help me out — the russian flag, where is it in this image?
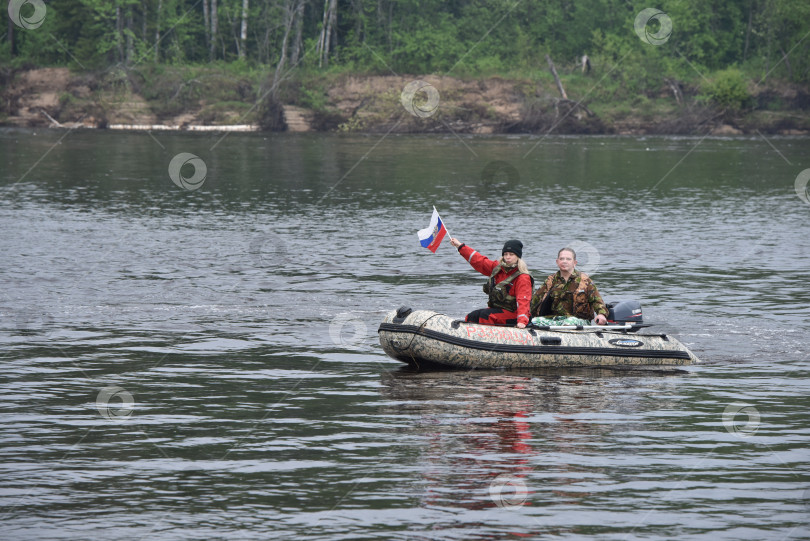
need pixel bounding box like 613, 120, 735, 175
417, 207, 448, 253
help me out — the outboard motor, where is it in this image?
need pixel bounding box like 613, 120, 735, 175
607, 300, 643, 324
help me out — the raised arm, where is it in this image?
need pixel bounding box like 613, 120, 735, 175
449, 238, 498, 277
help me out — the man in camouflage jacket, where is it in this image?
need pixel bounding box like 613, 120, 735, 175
530, 247, 609, 325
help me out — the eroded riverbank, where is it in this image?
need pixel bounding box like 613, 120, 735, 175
2, 67, 809, 135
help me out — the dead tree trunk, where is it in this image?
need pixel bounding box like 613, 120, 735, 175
209, 0, 218, 61
239, 0, 249, 60
664, 77, 683, 105
581, 54, 591, 74
317, 0, 338, 67
202, 0, 210, 50
546, 54, 568, 99
780, 47, 793, 80
142, 0, 148, 42
116, 5, 124, 64
8, 16, 15, 58
125, 8, 134, 65
743, 3, 753, 62
290, 1, 304, 65
274, 0, 301, 87
154, 0, 162, 62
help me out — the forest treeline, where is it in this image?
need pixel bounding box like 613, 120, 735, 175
4, 0, 810, 85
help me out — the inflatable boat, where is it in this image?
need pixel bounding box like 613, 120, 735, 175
378, 305, 700, 369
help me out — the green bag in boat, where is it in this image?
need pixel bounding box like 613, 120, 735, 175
531, 315, 591, 326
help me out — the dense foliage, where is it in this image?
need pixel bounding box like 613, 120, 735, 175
3, 0, 809, 88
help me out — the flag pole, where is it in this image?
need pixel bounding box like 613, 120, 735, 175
434, 205, 452, 240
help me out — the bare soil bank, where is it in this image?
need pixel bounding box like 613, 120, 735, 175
2, 67, 808, 135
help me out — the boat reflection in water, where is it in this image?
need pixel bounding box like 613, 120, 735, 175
379, 366, 688, 536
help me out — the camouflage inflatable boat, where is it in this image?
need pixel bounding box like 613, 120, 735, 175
378, 307, 700, 369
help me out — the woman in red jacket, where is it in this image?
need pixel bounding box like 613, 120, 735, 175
449, 238, 533, 328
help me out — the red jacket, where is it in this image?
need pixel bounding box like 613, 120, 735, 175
458, 245, 533, 325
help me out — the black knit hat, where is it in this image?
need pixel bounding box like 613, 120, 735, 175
502, 239, 523, 259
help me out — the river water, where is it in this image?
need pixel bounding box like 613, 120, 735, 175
1, 129, 809, 540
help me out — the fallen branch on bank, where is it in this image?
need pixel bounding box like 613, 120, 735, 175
40, 109, 62, 127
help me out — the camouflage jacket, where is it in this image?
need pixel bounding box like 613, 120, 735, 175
529, 269, 608, 320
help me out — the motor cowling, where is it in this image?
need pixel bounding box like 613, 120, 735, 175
606, 300, 643, 323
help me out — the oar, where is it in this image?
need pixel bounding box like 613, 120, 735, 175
529, 323, 651, 331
